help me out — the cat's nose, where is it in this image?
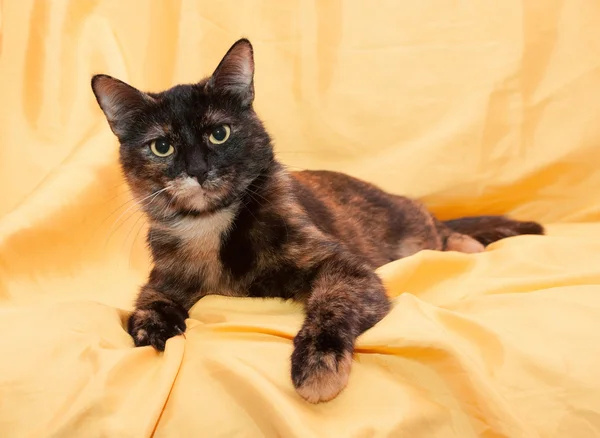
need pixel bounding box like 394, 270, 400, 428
190, 170, 208, 184
187, 161, 208, 184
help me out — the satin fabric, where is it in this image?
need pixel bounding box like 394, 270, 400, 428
1, 1, 600, 437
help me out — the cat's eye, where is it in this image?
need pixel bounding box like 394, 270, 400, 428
150, 139, 174, 157
208, 125, 231, 145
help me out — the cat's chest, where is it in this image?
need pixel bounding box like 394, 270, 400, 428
164, 208, 236, 292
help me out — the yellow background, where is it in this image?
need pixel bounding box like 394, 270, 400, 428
1, 1, 600, 436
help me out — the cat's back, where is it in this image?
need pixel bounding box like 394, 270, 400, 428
290, 170, 425, 266
291, 170, 400, 217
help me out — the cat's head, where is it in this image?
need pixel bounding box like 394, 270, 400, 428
91, 39, 273, 220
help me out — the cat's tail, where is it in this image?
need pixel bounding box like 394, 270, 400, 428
443, 215, 544, 246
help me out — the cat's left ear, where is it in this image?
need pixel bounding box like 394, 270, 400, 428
205, 39, 255, 107
91, 74, 154, 138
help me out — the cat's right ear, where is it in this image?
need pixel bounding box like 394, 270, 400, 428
91, 75, 153, 138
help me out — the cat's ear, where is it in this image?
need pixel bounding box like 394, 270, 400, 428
91, 74, 154, 138
205, 39, 255, 106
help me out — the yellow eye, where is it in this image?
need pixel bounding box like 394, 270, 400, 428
209, 125, 231, 145
150, 139, 174, 157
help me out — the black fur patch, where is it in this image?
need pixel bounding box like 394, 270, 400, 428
220, 170, 272, 279
248, 262, 320, 300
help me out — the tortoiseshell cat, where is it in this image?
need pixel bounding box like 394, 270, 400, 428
91, 39, 543, 403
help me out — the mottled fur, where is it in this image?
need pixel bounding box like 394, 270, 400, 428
92, 39, 544, 403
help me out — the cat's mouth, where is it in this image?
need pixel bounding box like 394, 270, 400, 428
165, 175, 233, 214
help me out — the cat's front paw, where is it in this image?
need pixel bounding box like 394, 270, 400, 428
127, 302, 188, 351
291, 328, 353, 403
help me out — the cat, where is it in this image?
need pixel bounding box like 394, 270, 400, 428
91, 39, 544, 403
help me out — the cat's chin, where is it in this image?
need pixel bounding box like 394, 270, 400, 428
167, 188, 239, 218
164, 176, 229, 214
169, 191, 225, 216
179, 190, 212, 211
169, 195, 238, 219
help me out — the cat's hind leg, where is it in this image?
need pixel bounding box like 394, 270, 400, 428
394, 199, 444, 258
444, 232, 485, 253
392, 199, 484, 257
434, 218, 485, 254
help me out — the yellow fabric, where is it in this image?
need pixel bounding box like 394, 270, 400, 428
1, 1, 600, 436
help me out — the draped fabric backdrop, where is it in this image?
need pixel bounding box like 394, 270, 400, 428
1, 1, 600, 437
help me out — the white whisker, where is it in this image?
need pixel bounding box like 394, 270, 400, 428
110, 187, 169, 231
104, 186, 170, 249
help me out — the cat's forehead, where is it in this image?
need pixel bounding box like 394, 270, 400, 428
153, 82, 233, 127
155, 83, 205, 110
160, 82, 204, 99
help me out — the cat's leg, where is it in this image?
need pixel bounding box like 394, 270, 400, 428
433, 218, 485, 253
127, 270, 194, 351
292, 252, 391, 403
394, 206, 484, 257
388, 197, 448, 258
444, 232, 485, 253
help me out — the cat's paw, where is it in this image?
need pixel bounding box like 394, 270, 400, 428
291, 329, 353, 403
127, 302, 188, 351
